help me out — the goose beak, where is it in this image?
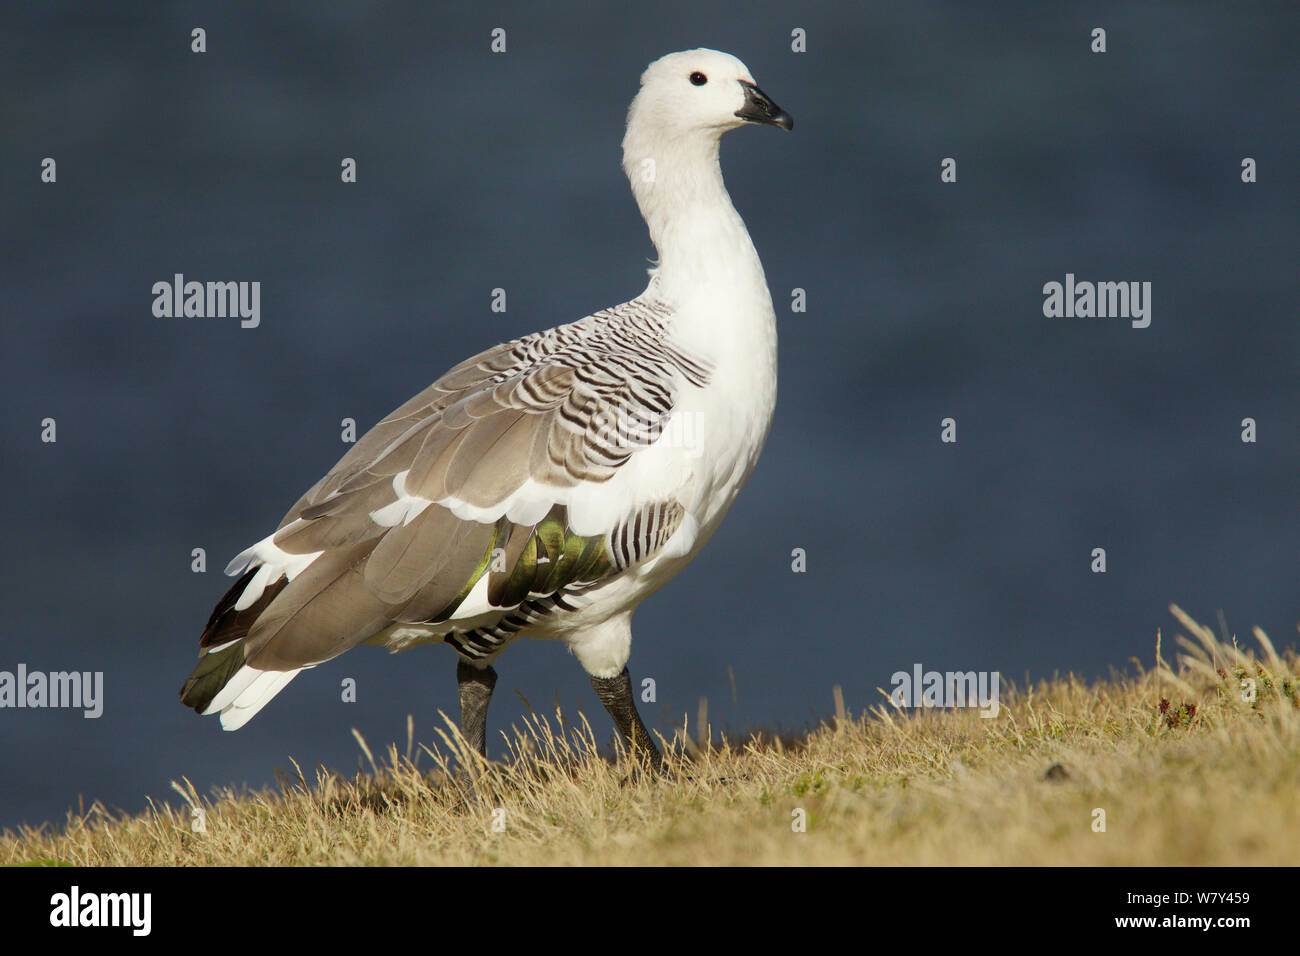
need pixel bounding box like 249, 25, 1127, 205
736, 81, 793, 131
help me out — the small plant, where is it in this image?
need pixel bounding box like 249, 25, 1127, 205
1157, 697, 1197, 729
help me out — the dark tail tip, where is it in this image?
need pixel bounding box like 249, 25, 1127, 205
180, 641, 246, 713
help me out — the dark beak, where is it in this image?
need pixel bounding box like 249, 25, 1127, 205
735, 81, 793, 131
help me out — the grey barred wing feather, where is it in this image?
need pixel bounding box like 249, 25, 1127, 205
208, 303, 710, 676
272, 337, 523, 532
278, 303, 710, 531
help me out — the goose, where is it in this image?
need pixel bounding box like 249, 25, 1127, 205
180, 49, 793, 769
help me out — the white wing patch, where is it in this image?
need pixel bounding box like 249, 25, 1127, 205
368, 471, 435, 528
225, 531, 323, 611
436, 430, 696, 537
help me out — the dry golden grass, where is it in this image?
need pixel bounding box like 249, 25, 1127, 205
5, 606, 1297, 866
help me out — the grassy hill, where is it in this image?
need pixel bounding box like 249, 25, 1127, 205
4, 606, 1297, 866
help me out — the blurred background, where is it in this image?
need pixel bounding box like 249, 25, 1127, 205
1, 1, 1296, 831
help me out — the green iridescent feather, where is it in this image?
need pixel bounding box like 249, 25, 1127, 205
179, 641, 246, 713
425, 518, 508, 623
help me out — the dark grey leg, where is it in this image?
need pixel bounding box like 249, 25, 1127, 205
457, 661, 497, 758
590, 667, 663, 769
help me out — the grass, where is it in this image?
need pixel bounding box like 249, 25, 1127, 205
4, 605, 1297, 866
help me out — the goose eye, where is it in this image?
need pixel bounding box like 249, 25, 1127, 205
689, 72, 707, 86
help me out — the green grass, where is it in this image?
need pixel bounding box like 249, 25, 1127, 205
4, 606, 1297, 866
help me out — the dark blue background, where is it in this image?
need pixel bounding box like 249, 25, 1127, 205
2, 1, 1296, 831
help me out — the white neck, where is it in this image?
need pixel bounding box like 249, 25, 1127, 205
622, 126, 768, 302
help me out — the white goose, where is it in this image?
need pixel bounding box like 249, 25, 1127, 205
181, 49, 793, 767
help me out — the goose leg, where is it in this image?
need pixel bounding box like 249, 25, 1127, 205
590, 667, 663, 769
457, 661, 497, 758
